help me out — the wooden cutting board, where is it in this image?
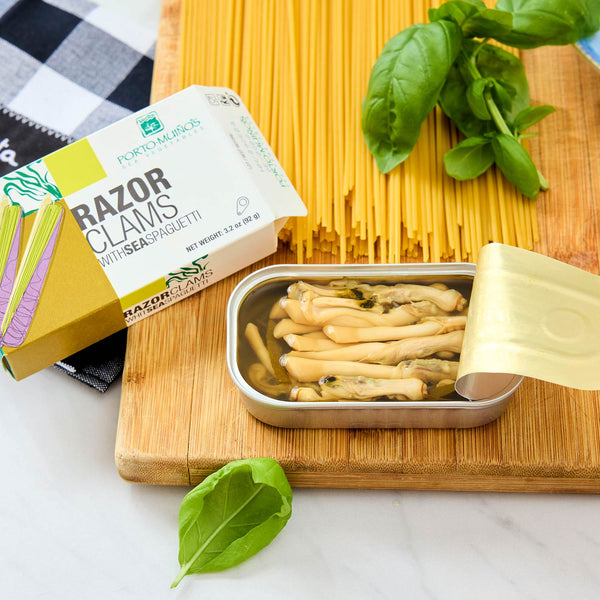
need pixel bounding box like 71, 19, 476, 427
115, 0, 600, 492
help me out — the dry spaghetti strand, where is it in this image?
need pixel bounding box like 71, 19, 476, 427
178, 0, 539, 263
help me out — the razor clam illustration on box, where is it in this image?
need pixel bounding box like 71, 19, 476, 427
0, 160, 64, 348
0, 197, 22, 326
2, 160, 62, 210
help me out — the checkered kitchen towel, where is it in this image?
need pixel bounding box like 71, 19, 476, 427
0, 0, 156, 391
0, 0, 154, 137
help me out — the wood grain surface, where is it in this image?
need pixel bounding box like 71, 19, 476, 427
115, 0, 600, 491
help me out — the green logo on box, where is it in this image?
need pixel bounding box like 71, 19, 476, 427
136, 112, 164, 137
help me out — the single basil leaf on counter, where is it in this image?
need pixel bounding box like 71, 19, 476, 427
513, 105, 556, 133
444, 136, 494, 180
493, 0, 600, 49
361, 20, 463, 173
439, 40, 529, 137
171, 457, 293, 588
429, 0, 513, 39
466, 78, 493, 120
491, 133, 541, 199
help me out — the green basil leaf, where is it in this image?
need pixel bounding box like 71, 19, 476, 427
429, 0, 513, 38
491, 133, 541, 198
466, 78, 493, 120
462, 8, 513, 38
439, 62, 490, 137
439, 41, 528, 136
444, 136, 495, 180
472, 42, 529, 123
428, 0, 486, 27
490, 78, 514, 115
171, 458, 292, 588
494, 0, 600, 49
513, 105, 556, 132
362, 20, 463, 173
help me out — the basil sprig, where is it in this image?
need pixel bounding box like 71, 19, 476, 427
171, 458, 292, 588
362, 0, 600, 199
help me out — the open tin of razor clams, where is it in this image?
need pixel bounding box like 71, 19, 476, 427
226, 262, 522, 429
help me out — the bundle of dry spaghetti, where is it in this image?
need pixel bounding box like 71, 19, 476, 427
178, 0, 538, 263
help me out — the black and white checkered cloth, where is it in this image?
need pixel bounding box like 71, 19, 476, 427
0, 0, 154, 138
0, 0, 157, 390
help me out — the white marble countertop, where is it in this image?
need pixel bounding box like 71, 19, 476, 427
2, 1, 600, 598
2, 368, 600, 599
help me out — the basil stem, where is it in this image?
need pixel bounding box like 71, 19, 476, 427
482, 88, 512, 136
462, 45, 548, 193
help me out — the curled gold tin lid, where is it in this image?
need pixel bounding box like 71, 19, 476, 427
457, 243, 600, 400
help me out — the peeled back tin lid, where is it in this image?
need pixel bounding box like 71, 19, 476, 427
456, 243, 600, 400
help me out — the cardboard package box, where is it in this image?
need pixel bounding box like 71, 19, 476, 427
0, 86, 306, 380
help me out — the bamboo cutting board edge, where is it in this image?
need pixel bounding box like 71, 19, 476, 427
115, 0, 600, 492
